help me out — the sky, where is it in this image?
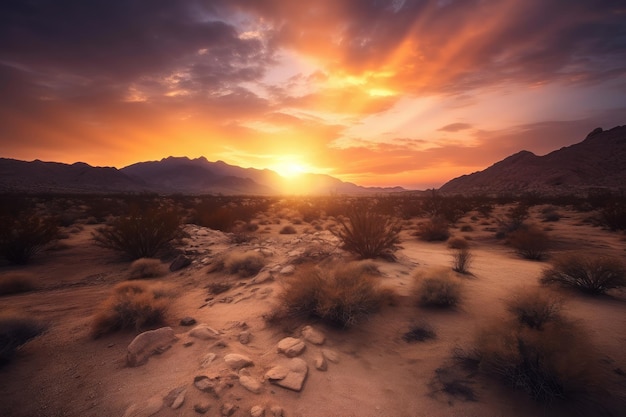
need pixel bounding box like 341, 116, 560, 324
0, 0, 625, 189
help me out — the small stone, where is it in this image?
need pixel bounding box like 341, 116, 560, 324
180, 317, 197, 326
322, 348, 339, 363
163, 386, 186, 409
224, 353, 253, 370
190, 324, 221, 340
194, 376, 218, 396
301, 325, 325, 345
200, 353, 217, 368
183, 341, 194, 347
279, 265, 295, 275
239, 373, 263, 394
170, 254, 192, 271
270, 405, 284, 417
250, 405, 265, 417
221, 402, 238, 416
239, 331, 251, 345
194, 402, 211, 414
314, 355, 327, 371
126, 327, 177, 367
267, 358, 308, 392
277, 337, 306, 357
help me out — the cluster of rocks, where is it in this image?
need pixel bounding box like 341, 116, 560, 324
123, 324, 339, 417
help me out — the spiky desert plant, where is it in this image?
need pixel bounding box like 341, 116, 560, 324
331, 200, 401, 259
541, 253, 626, 294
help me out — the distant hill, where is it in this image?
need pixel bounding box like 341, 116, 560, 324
0, 156, 407, 195
439, 125, 626, 195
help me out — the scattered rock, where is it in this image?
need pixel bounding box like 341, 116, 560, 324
163, 386, 186, 409
126, 327, 177, 367
270, 405, 284, 417
322, 348, 340, 363
301, 325, 325, 345
314, 355, 327, 371
279, 265, 295, 275
250, 405, 265, 417
264, 365, 289, 381
180, 317, 197, 326
221, 402, 238, 416
239, 373, 263, 394
239, 331, 252, 345
170, 254, 192, 272
247, 271, 274, 286
122, 395, 163, 417
224, 353, 254, 370
194, 376, 219, 397
190, 324, 221, 340
183, 341, 194, 347
194, 402, 211, 414
266, 358, 308, 392
277, 337, 306, 357
200, 353, 217, 368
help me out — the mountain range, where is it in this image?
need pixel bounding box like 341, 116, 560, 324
439, 125, 626, 195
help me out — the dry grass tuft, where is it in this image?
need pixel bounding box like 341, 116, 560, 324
128, 258, 166, 280
541, 253, 626, 294
505, 287, 563, 330
447, 237, 469, 249
224, 251, 265, 277
451, 248, 473, 274
0, 273, 37, 295
414, 267, 463, 308
0, 312, 46, 365
91, 281, 173, 338
403, 322, 436, 342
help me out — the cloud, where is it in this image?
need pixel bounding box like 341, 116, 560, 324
438, 123, 473, 132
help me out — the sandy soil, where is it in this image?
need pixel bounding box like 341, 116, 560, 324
1, 204, 625, 417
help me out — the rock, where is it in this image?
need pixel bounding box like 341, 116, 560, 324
239, 373, 263, 394
322, 348, 340, 363
200, 353, 217, 368
266, 358, 308, 392
180, 317, 197, 326
279, 265, 295, 275
301, 325, 325, 345
247, 271, 274, 286
239, 331, 251, 345
194, 376, 219, 397
270, 405, 284, 417
224, 353, 253, 370
221, 402, 238, 416
122, 395, 163, 417
264, 365, 289, 381
190, 324, 221, 340
314, 355, 327, 371
126, 327, 177, 367
170, 255, 192, 271
163, 386, 186, 409
250, 405, 265, 417
277, 337, 306, 357
194, 402, 211, 414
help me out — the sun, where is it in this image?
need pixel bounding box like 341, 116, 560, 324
272, 161, 308, 179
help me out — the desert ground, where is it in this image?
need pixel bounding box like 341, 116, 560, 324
1, 196, 625, 417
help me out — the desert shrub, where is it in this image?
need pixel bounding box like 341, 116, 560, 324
0, 273, 36, 295
275, 262, 394, 327
92, 207, 180, 259
598, 202, 626, 231
207, 281, 232, 295
414, 267, 463, 308
541, 253, 626, 294
0, 212, 59, 264
128, 258, 166, 280
505, 288, 563, 330
451, 249, 473, 274
541, 206, 561, 222
447, 237, 469, 250
331, 201, 401, 259
470, 318, 597, 403
403, 322, 436, 342
91, 281, 172, 338
279, 225, 297, 234
224, 251, 265, 277
418, 216, 450, 242
495, 203, 529, 238
507, 226, 550, 260
460, 224, 474, 232
0, 313, 46, 365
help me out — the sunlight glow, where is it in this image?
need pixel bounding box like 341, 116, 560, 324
271, 161, 309, 178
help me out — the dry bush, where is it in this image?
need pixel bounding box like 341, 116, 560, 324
331, 201, 401, 260
541, 253, 626, 294
505, 287, 563, 330
93, 207, 180, 259
403, 322, 436, 342
0, 273, 36, 295
224, 251, 265, 277
447, 237, 469, 249
128, 258, 166, 279
279, 225, 297, 234
507, 225, 550, 260
0, 312, 46, 365
207, 281, 233, 295
0, 212, 59, 264
414, 267, 463, 308
91, 281, 173, 338
418, 216, 450, 242
275, 262, 394, 327
460, 224, 474, 232
541, 206, 561, 222
451, 249, 473, 274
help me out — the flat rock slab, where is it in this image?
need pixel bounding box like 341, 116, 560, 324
301, 325, 325, 345
126, 327, 177, 367
224, 353, 254, 370
265, 358, 308, 392
189, 324, 220, 340
277, 337, 306, 357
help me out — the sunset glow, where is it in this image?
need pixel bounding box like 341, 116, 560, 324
0, 0, 624, 189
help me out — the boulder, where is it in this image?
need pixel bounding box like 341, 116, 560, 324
277, 337, 306, 357
301, 325, 325, 345
189, 324, 220, 340
265, 358, 308, 392
224, 353, 253, 370
126, 327, 177, 367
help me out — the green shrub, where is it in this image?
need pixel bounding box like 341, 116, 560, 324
92, 207, 180, 259
331, 201, 401, 259
414, 267, 463, 308
91, 281, 173, 338
0, 313, 46, 365
0, 212, 58, 264
541, 253, 626, 294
